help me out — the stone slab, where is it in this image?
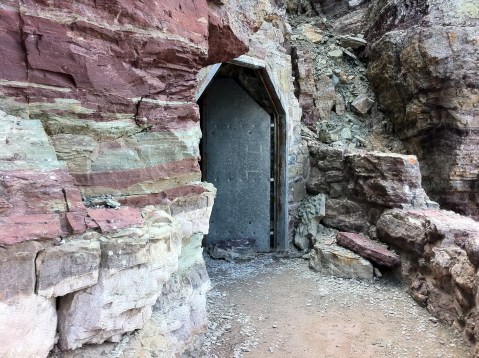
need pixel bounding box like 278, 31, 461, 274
87, 207, 143, 233
336, 232, 401, 267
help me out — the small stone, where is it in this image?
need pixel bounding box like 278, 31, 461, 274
302, 25, 324, 44
328, 49, 343, 58
354, 135, 367, 144
340, 128, 352, 140
338, 35, 368, 49
429, 317, 438, 323
351, 95, 375, 115
343, 49, 358, 60
105, 199, 121, 208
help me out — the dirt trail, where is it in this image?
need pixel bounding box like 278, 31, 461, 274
198, 256, 470, 358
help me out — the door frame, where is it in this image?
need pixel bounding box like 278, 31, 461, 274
196, 56, 288, 251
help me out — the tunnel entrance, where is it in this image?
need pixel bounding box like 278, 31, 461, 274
197, 59, 287, 252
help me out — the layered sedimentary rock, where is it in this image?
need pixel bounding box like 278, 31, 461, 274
376, 208, 479, 355
306, 143, 430, 234
1, 201, 214, 357
366, 0, 479, 217
299, 142, 430, 279
0, 0, 302, 356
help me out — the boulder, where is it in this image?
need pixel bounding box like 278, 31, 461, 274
351, 95, 374, 115
346, 151, 428, 207
336, 232, 400, 267
338, 35, 367, 49
309, 241, 374, 280
309, 144, 346, 172
376, 209, 435, 255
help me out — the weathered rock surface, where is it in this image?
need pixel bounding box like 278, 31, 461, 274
0, 295, 57, 358
376, 209, 437, 256
346, 151, 428, 208
129, 234, 211, 356
302, 144, 431, 240
0, 112, 84, 244
323, 198, 369, 233
310, 240, 374, 280
36, 240, 101, 298
58, 209, 181, 350
51, 234, 212, 358
376, 208, 479, 354
0, 241, 45, 300
336, 232, 400, 267
366, 0, 479, 217
294, 194, 326, 250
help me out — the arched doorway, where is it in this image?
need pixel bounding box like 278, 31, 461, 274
197, 58, 287, 252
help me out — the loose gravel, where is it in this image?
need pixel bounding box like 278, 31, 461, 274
194, 255, 471, 358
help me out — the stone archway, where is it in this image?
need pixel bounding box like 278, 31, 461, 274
197, 57, 288, 252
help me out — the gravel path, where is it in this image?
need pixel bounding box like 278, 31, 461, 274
197, 255, 471, 358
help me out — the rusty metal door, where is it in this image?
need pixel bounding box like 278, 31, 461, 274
203, 78, 271, 252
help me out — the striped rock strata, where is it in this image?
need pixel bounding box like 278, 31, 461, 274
0, 0, 303, 356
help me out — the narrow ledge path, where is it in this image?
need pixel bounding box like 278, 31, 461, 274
198, 256, 470, 358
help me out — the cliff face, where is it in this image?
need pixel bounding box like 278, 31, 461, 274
0, 0, 247, 223
366, 0, 479, 217
0, 1, 303, 356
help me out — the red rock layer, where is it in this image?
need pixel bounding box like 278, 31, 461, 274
0, 0, 252, 244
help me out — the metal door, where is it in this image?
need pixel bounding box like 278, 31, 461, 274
203, 78, 271, 252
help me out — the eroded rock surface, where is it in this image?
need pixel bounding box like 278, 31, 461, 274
366, 0, 479, 217
0, 295, 57, 358
376, 208, 479, 355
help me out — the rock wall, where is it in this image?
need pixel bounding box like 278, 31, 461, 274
0, 0, 303, 356
365, 0, 479, 217
301, 137, 479, 353
376, 208, 479, 355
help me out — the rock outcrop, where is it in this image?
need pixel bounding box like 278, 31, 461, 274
366, 0, 479, 218
376, 208, 479, 355
301, 143, 429, 280
307, 144, 431, 232
0, 0, 303, 356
